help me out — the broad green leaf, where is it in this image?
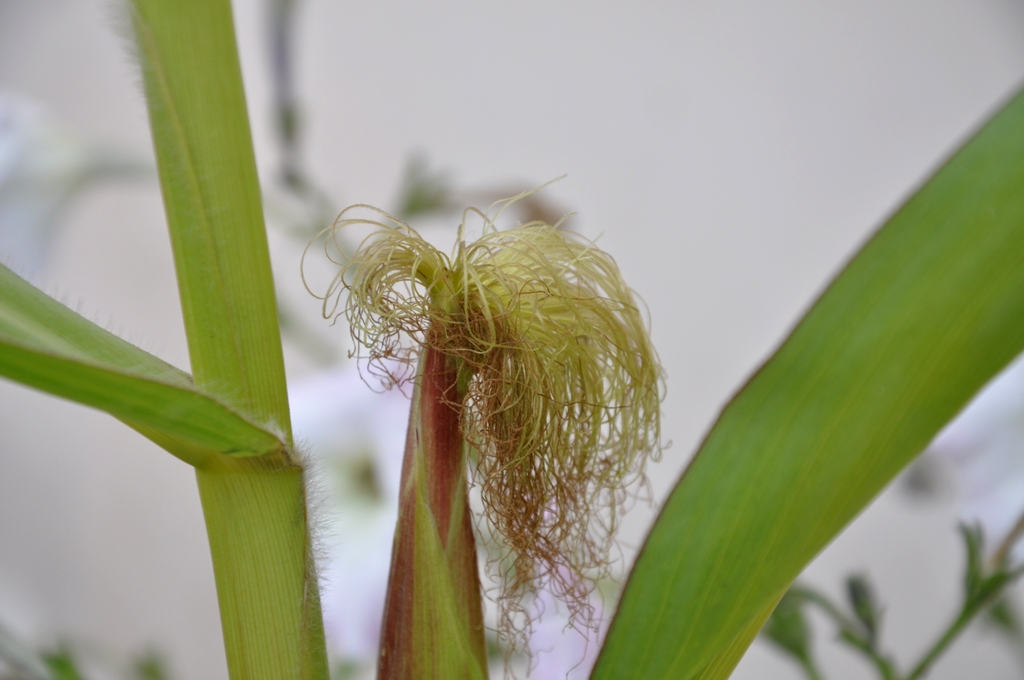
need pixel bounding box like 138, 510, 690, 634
594, 87, 1024, 678
130, 0, 291, 438
693, 595, 783, 680
0, 263, 285, 464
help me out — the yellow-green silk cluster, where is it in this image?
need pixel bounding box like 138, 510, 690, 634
317, 202, 663, 642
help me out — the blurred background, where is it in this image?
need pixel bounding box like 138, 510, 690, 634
2, 0, 1024, 678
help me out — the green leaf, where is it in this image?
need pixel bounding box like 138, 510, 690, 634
394, 154, 452, 220
130, 0, 291, 438
0, 264, 285, 464
404, 483, 488, 680
985, 597, 1021, 636
594, 86, 1024, 679
133, 651, 171, 680
961, 523, 986, 601
43, 647, 86, 680
693, 595, 783, 680
846, 575, 880, 647
761, 590, 813, 663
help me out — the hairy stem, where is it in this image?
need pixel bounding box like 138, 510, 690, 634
196, 455, 327, 680
130, 1, 329, 677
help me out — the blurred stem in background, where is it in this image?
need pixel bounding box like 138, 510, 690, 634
763, 524, 1024, 680
267, 0, 334, 239
0, 91, 151, 277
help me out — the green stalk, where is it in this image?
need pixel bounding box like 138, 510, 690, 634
130, 0, 288, 421
129, 1, 327, 678
197, 456, 327, 680
903, 609, 972, 680
378, 344, 487, 679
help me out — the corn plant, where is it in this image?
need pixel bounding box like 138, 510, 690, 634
1, 2, 1024, 679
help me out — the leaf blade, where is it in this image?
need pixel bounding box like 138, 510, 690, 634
594, 87, 1024, 678
0, 263, 284, 463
